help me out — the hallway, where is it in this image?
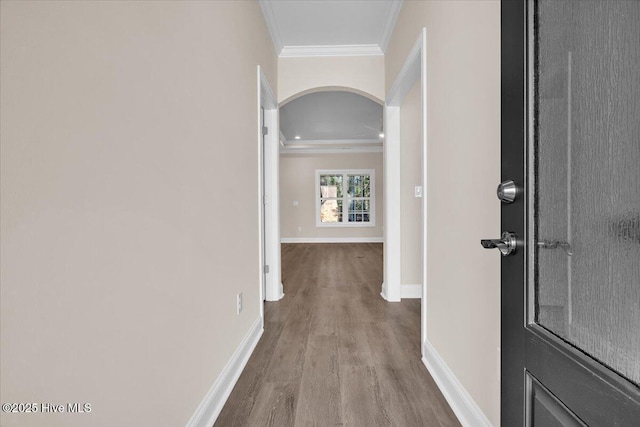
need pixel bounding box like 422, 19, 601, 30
215, 243, 460, 426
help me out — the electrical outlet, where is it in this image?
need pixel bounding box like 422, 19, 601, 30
298, 226, 302, 232
237, 292, 243, 314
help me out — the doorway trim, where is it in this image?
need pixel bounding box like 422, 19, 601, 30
258, 66, 284, 321
382, 28, 427, 342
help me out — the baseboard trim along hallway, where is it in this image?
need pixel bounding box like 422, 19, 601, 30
186, 317, 263, 427
401, 284, 422, 299
422, 340, 493, 427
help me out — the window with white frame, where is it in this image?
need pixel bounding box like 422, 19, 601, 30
316, 169, 375, 227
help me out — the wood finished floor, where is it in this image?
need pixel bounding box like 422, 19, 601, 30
215, 243, 460, 427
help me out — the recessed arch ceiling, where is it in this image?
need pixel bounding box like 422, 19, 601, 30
279, 91, 383, 153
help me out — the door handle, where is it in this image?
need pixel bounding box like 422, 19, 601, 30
481, 231, 517, 256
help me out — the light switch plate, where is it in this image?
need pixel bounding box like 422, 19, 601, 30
414, 186, 423, 198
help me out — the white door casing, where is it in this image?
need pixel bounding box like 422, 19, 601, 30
258, 66, 284, 318
383, 29, 427, 347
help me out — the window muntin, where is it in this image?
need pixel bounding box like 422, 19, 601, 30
316, 170, 375, 227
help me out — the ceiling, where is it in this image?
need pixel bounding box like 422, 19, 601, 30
280, 91, 383, 154
259, 0, 403, 56
260, 1, 399, 154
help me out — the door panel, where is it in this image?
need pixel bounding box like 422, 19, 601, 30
527, 372, 585, 427
525, 326, 640, 426
534, 0, 640, 387
501, 0, 640, 425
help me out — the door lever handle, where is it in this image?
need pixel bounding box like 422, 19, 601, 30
481, 231, 517, 256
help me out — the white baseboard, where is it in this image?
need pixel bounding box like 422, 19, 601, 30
401, 284, 422, 299
380, 282, 389, 301
422, 340, 493, 427
266, 282, 285, 302
186, 317, 263, 427
281, 237, 383, 243
380, 281, 401, 302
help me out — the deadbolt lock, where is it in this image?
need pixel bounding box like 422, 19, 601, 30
497, 180, 517, 204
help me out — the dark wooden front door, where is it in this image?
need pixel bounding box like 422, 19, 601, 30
500, 1, 640, 425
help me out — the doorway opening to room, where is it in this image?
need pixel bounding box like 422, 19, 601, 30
278, 89, 384, 245
276, 87, 387, 341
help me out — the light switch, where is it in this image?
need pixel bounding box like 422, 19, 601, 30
414, 186, 423, 198
293, 200, 299, 206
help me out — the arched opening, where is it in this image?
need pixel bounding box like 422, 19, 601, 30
280, 90, 383, 155
278, 88, 385, 300
279, 86, 384, 107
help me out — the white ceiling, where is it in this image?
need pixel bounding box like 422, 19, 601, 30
259, 0, 403, 56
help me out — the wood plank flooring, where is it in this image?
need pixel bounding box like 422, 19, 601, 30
214, 243, 460, 427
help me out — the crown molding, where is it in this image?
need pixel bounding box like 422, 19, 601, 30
379, 0, 404, 53
258, 0, 284, 55
283, 139, 382, 146
281, 146, 383, 155
279, 44, 383, 58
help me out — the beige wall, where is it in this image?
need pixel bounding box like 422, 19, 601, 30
386, 1, 501, 425
400, 81, 423, 286
0, 2, 276, 427
280, 153, 383, 240
278, 55, 385, 103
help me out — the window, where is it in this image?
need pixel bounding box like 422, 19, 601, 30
316, 169, 375, 227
